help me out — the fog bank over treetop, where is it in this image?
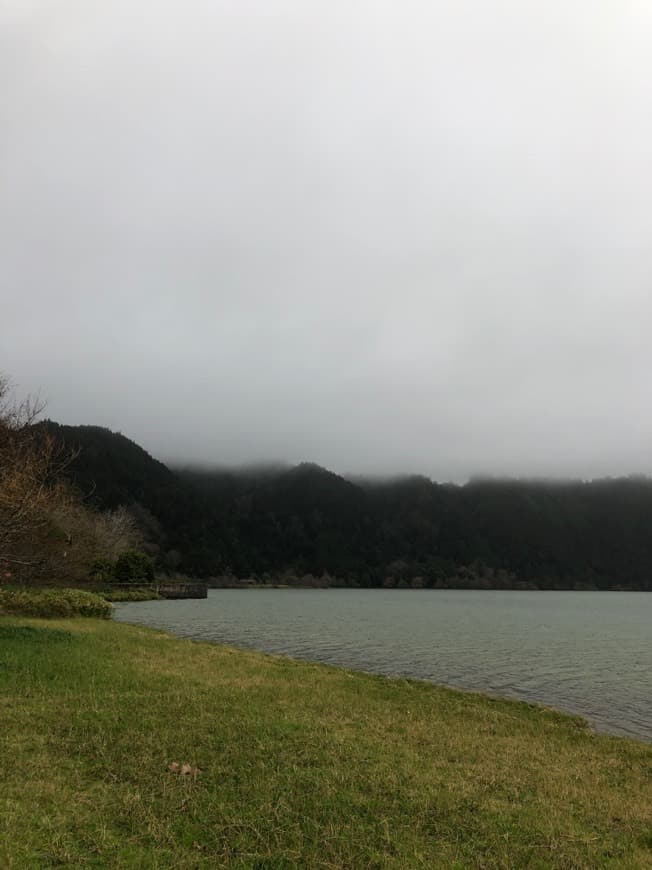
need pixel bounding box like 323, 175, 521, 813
3, 2, 652, 481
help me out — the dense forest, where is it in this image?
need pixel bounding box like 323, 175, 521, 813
42, 421, 652, 590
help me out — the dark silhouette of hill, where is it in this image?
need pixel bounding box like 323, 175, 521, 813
43, 422, 175, 507
43, 422, 652, 589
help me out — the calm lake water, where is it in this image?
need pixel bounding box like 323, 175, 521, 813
114, 589, 652, 742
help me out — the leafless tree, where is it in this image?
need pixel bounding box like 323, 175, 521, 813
0, 374, 76, 575
94, 506, 141, 560
1, 373, 148, 584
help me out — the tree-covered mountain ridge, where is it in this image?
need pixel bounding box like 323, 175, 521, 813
45, 421, 652, 590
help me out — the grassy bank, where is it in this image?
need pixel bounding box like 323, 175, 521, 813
98, 588, 162, 602
0, 619, 650, 868
0, 587, 112, 618
0, 586, 160, 616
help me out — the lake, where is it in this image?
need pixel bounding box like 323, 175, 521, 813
114, 589, 652, 742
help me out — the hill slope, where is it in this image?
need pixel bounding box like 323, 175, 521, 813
44, 422, 652, 589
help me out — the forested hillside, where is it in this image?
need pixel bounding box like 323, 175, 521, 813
45, 422, 652, 590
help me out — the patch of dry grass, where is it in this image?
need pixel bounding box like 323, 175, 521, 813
0, 617, 650, 867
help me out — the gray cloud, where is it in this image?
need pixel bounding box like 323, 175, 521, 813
2, 1, 652, 480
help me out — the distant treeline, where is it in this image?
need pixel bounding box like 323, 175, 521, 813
44, 422, 652, 590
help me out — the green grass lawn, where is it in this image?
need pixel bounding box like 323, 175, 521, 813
0, 617, 650, 868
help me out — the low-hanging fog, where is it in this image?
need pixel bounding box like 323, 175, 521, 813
2, 1, 652, 481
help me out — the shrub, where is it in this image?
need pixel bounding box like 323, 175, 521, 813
113, 550, 155, 584
99, 588, 161, 602
89, 558, 116, 584
0, 587, 113, 618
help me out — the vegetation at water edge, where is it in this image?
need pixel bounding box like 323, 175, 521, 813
0, 587, 112, 618
98, 587, 162, 602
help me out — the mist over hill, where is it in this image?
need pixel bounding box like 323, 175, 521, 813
44, 421, 652, 590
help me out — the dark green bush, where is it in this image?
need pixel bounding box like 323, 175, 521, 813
113, 550, 155, 584
89, 558, 116, 584
0, 588, 113, 619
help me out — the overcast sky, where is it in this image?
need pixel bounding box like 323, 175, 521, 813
2, 1, 652, 480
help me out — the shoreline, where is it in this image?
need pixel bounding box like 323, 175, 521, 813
2, 615, 651, 867
115, 608, 648, 745
209, 583, 652, 591
114, 588, 652, 745
157, 622, 652, 741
